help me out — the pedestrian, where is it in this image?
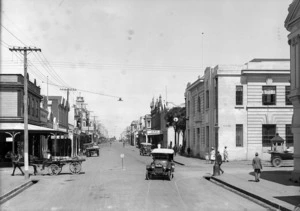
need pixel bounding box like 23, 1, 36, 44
216, 151, 224, 174
11, 152, 24, 176
223, 146, 229, 162
187, 147, 191, 156
252, 152, 263, 182
178, 144, 182, 155
42, 150, 52, 171
173, 144, 178, 156
210, 147, 215, 164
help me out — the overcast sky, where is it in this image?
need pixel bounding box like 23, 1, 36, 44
0, 0, 292, 138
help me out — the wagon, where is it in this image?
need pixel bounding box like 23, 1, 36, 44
31, 157, 86, 175
268, 133, 294, 167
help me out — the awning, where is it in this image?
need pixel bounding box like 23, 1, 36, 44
146, 130, 162, 136
0, 123, 67, 135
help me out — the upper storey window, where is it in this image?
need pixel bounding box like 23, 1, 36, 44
262, 86, 276, 105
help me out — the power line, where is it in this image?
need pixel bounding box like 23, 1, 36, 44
1, 24, 27, 46
43, 81, 122, 100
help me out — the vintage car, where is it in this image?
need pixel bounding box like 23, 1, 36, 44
146, 148, 175, 180
140, 143, 152, 156
84, 143, 100, 157
268, 134, 293, 167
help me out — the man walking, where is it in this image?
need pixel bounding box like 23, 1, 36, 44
216, 151, 224, 174
252, 152, 263, 182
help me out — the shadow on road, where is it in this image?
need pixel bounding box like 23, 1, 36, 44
249, 171, 298, 186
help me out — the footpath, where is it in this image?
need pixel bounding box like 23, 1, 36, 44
174, 154, 300, 211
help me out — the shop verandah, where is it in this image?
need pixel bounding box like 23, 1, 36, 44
0, 123, 70, 166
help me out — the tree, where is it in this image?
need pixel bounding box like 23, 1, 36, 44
164, 107, 186, 149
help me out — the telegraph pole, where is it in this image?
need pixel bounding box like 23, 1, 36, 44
9, 47, 41, 179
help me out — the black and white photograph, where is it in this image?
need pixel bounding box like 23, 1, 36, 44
0, 0, 300, 210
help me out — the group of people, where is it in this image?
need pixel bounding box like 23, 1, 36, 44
209, 146, 263, 182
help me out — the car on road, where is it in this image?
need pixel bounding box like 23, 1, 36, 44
146, 148, 175, 180
84, 143, 100, 157
140, 143, 152, 156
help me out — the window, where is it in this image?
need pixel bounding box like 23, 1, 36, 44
197, 96, 201, 112
206, 90, 209, 109
285, 86, 292, 105
262, 86, 276, 105
285, 124, 294, 146
147, 120, 151, 128
197, 128, 200, 143
262, 124, 276, 147
236, 86, 243, 105
236, 124, 243, 147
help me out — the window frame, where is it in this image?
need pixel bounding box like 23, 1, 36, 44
236, 124, 243, 147
285, 86, 292, 105
262, 86, 276, 105
262, 124, 276, 147
236, 86, 243, 105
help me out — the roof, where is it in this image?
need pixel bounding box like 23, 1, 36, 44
0, 123, 67, 134
151, 148, 174, 154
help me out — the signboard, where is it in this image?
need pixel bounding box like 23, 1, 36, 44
120, 154, 124, 158
147, 130, 162, 135
6, 137, 12, 142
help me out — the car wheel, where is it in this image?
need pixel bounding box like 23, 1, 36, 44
272, 157, 282, 167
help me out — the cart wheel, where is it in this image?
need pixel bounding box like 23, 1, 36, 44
272, 157, 282, 167
69, 162, 81, 174
48, 164, 60, 175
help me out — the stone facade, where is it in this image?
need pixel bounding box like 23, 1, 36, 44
185, 59, 293, 160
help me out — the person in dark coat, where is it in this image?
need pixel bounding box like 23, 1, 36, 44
216, 151, 224, 174
252, 152, 263, 182
10, 152, 24, 176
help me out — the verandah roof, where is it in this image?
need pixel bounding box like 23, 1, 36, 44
0, 123, 67, 135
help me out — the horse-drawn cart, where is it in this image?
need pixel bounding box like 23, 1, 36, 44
31, 157, 86, 175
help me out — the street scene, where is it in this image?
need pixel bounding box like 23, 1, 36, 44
1, 142, 297, 211
1, 0, 300, 211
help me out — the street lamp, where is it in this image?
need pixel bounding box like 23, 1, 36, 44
173, 117, 178, 148
213, 124, 220, 176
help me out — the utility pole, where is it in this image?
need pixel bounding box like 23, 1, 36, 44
9, 47, 41, 180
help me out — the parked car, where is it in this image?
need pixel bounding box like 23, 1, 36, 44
268, 134, 293, 167
84, 143, 100, 157
140, 143, 152, 156
146, 148, 175, 180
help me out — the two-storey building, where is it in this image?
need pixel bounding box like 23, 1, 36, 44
185, 59, 293, 160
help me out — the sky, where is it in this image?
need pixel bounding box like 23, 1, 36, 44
0, 0, 292, 138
